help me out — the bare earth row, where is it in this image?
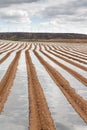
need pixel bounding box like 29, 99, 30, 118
0, 41, 87, 129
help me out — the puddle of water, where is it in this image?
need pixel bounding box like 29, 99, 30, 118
30, 51, 87, 130
0, 52, 29, 130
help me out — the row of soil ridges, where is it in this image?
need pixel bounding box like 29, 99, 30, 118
0, 41, 87, 129
46, 45, 87, 71
0, 52, 11, 64
38, 45, 87, 86
51, 46, 87, 64
0, 51, 21, 111
26, 51, 56, 130
33, 50, 87, 123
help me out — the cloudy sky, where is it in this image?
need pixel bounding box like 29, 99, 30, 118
0, 0, 87, 34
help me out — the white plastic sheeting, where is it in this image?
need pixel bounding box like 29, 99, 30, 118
0, 52, 29, 130
30, 51, 87, 130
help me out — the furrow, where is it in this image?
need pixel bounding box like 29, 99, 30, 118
34, 50, 87, 123
39, 47, 87, 87
25, 51, 56, 130
54, 49, 87, 64
0, 52, 11, 64
45, 45, 87, 71
0, 51, 21, 112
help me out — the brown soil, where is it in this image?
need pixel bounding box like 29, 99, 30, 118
34, 50, 87, 123
5, 43, 18, 52
72, 48, 87, 55
0, 44, 8, 49
49, 39, 87, 43
39, 46, 87, 87
65, 49, 87, 58
17, 44, 23, 50
0, 52, 11, 64
0, 43, 14, 54
59, 49, 87, 61
0, 51, 21, 112
52, 46, 87, 58
25, 51, 56, 130
28, 44, 32, 50
1, 43, 12, 50
46, 45, 87, 71
21, 44, 27, 51
53, 49, 87, 65
0, 41, 87, 128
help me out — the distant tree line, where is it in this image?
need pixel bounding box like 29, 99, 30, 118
0, 32, 87, 40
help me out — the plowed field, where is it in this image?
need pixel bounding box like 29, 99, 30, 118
0, 40, 87, 130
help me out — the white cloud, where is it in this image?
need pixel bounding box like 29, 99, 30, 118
0, 0, 40, 8
0, 9, 31, 24
0, 0, 87, 34
40, 22, 49, 26
40, 18, 87, 34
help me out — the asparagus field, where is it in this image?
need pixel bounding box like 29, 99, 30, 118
0, 40, 87, 130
